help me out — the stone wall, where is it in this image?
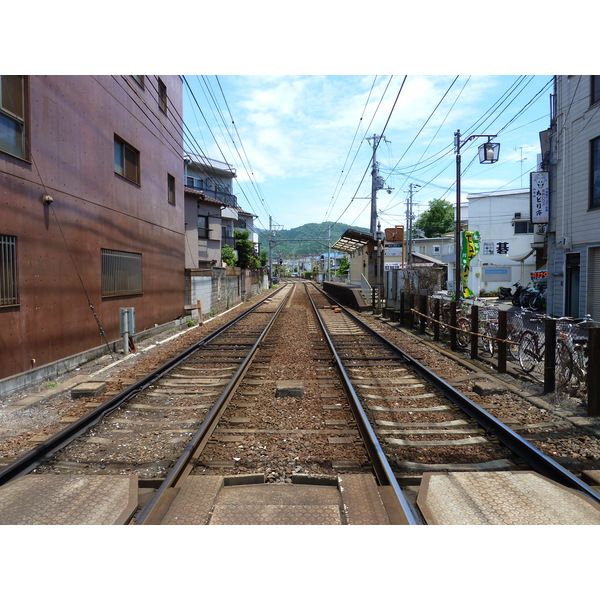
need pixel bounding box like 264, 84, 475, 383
185, 267, 267, 321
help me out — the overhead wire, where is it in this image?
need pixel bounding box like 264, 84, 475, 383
330, 77, 408, 229
214, 75, 274, 221
378, 75, 462, 214
186, 75, 271, 230
319, 75, 396, 237
322, 75, 379, 223
376, 76, 552, 223
182, 76, 270, 231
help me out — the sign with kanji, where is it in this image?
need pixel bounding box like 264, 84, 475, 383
530, 171, 549, 224
461, 231, 480, 298
385, 227, 404, 243
496, 241, 509, 255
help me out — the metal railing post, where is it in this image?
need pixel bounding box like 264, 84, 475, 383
450, 300, 457, 350
419, 295, 427, 334
589, 327, 600, 416
544, 318, 556, 394
470, 304, 479, 360
497, 310, 507, 374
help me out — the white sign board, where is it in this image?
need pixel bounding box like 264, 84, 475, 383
530, 171, 549, 224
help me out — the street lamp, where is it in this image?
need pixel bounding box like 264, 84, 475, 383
454, 130, 500, 301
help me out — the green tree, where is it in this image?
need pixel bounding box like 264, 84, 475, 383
233, 229, 260, 269
336, 256, 349, 277
221, 244, 236, 267
413, 198, 455, 238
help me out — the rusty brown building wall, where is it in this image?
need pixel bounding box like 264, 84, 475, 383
0, 75, 185, 380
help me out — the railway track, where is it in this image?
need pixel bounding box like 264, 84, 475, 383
1, 282, 599, 524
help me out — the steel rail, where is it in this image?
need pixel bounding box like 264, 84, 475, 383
0, 286, 287, 487
306, 284, 421, 525
315, 284, 600, 504
135, 285, 293, 524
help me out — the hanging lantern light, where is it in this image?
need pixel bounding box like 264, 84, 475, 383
478, 140, 500, 164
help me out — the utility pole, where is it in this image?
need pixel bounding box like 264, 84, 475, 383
376, 221, 383, 313
268, 216, 273, 286
327, 225, 331, 281
268, 216, 283, 285
406, 183, 420, 266
367, 134, 388, 236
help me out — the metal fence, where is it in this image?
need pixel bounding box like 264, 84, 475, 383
389, 292, 600, 415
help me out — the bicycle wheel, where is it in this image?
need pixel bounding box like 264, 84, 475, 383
518, 331, 538, 373
556, 340, 574, 388
507, 334, 520, 361
529, 293, 539, 311
480, 322, 495, 355
572, 341, 589, 382
456, 317, 470, 348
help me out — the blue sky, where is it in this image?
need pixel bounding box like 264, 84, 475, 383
11, 3, 596, 240
182, 74, 554, 233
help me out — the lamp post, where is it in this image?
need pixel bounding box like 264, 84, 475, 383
454, 130, 500, 302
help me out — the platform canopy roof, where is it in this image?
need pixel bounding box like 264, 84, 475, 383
332, 228, 373, 253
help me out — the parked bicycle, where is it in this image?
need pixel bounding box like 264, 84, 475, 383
555, 314, 598, 390
470, 302, 523, 359
517, 316, 575, 386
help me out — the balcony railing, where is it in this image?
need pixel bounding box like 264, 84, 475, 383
222, 235, 236, 248
188, 183, 238, 208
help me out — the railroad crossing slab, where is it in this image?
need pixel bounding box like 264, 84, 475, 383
417, 471, 600, 525
0, 474, 138, 525
159, 473, 391, 525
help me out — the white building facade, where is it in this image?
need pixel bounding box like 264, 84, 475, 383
465, 189, 541, 296
546, 75, 600, 320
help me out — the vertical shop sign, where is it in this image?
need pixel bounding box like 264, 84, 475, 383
530, 171, 549, 224
461, 230, 480, 298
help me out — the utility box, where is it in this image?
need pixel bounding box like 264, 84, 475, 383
119, 307, 135, 335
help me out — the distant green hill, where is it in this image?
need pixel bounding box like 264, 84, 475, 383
258, 222, 369, 258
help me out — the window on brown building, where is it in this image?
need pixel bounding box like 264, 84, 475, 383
592, 76, 600, 106
131, 76, 145, 88
591, 136, 600, 209
168, 174, 176, 205
0, 75, 27, 159
158, 78, 167, 114
114, 135, 140, 184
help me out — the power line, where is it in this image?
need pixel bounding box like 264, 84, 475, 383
330, 77, 407, 229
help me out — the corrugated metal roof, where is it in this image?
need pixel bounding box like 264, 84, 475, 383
332, 228, 373, 253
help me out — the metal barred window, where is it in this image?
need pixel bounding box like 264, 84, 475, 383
0, 234, 19, 306
101, 249, 142, 297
